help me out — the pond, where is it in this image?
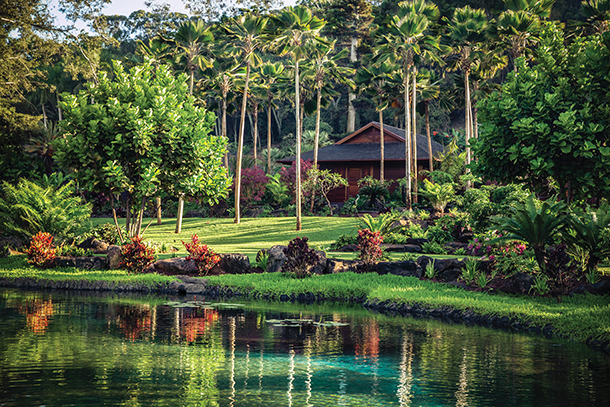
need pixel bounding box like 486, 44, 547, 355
0, 288, 608, 406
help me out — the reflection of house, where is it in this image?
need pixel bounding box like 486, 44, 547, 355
278, 121, 445, 202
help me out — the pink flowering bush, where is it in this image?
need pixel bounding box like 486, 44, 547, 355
279, 159, 314, 197
236, 166, 268, 208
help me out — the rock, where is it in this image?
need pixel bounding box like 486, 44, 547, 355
154, 257, 198, 275
325, 259, 362, 274
267, 245, 287, 273
0, 236, 24, 251
390, 219, 410, 230
311, 250, 327, 275
106, 245, 123, 270
444, 242, 468, 254
438, 268, 462, 282
457, 232, 474, 244
513, 272, 535, 293
338, 244, 358, 252
403, 244, 423, 253
381, 244, 422, 253
56, 256, 108, 270
211, 253, 251, 275
78, 237, 109, 253
377, 261, 421, 278
570, 280, 610, 296
407, 238, 429, 246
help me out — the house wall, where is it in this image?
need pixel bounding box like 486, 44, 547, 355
322, 160, 429, 203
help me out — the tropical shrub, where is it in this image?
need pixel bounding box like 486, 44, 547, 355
119, 236, 156, 274
419, 179, 455, 213
0, 178, 91, 240
462, 186, 494, 231
303, 168, 348, 215
282, 237, 320, 278
279, 159, 313, 197
56, 244, 93, 257
183, 234, 221, 276
424, 260, 437, 279
265, 173, 290, 207
357, 176, 391, 207
330, 234, 358, 250
27, 231, 56, 269
421, 241, 447, 255
255, 249, 270, 271
564, 204, 610, 272
82, 222, 126, 245
238, 166, 269, 208
357, 229, 384, 268
424, 224, 453, 245
357, 212, 401, 236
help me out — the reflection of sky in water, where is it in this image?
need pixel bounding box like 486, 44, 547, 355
1, 288, 610, 407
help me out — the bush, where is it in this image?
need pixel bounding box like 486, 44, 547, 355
282, 237, 320, 278
424, 224, 453, 245
238, 166, 269, 208
330, 234, 357, 250
357, 229, 384, 268
421, 241, 447, 255
56, 244, 93, 257
119, 236, 156, 274
0, 178, 91, 240
419, 179, 455, 213
279, 159, 313, 197
82, 222, 126, 245
27, 232, 56, 269
182, 234, 221, 275
357, 176, 391, 207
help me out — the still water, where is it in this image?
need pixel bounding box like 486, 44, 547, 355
0, 288, 608, 406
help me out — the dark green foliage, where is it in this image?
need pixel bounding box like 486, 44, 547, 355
565, 204, 610, 272
84, 223, 126, 245
421, 241, 447, 254
282, 237, 320, 278
462, 184, 530, 232
330, 234, 358, 250
425, 224, 453, 245
0, 178, 91, 240
56, 244, 93, 257
357, 176, 391, 208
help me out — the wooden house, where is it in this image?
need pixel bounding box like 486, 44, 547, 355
278, 121, 445, 202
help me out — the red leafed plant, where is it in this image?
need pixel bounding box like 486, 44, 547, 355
357, 228, 384, 269
182, 234, 221, 275
119, 236, 156, 274
27, 231, 56, 269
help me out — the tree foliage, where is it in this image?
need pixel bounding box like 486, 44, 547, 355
54, 59, 230, 237
472, 26, 610, 203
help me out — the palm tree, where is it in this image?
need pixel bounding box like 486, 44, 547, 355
223, 13, 268, 224
580, 0, 610, 34
271, 5, 326, 231
376, 0, 439, 208
166, 20, 214, 233
444, 6, 489, 187
415, 68, 442, 172
355, 60, 398, 182
258, 61, 286, 173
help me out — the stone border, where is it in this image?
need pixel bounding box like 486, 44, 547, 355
1, 275, 609, 355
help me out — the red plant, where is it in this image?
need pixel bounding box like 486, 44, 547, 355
27, 232, 56, 269
182, 234, 221, 275
119, 236, 156, 274
235, 166, 269, 207
357, 229, 384, 268
279, 159, 314, 196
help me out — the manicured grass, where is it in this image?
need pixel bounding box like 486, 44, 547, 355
206, 272, 610, 343
0, 256, 175, 287
88, 216, 360, 262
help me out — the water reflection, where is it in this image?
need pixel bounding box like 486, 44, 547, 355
1, 288, 609, 407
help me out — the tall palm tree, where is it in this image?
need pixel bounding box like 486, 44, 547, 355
580, 0, 610, 34
271, 5, 326, 231
355, 61, 398, 182
376, 0, 439, 208
223, 13, 268, 224
444, 6, 489, 186
415, 68, 442, 172
258, 61, 286, 173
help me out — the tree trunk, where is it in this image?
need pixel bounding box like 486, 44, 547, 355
346, 36, 358, 133
267, 100, 272, 173
222, 97, 229, 168
295, 59, 302, 231
235, 62, 251, 224
42, 102, 47, 130
56, 93, 63, 122
425, 100, 433, 172
404, 66, 412, 209
110, 195, 124, 243
253, 102, 259, 165
125, 197, 131, 237
137, 199, 145, 237
412, 70, 418, 204
156, 197, 162, 225
310, 86, 322, 213
174, 196, 184, 233
379, 110, 385, 182
464, 69, 472, 189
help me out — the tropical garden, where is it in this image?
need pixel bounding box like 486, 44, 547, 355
1, 0, 610, 347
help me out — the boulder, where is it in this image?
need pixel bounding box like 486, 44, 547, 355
513, 272, 535, 293
407, 238, 429, 246
56, 256, 108, 270
154, 257, 198, 275
267, 245, 287, 273
211, 253, 251, 275
457, 232, 474, 244
106, 245, 123, 270
570, 280, 610, 296
311, 250, 327, 275
78, 237, 109, 254
444, 242, 468, 254
417, 256, 465, 282
0, 236, 24, 251
325, 258, 362, 274
377, 261, 421, 278
338, 244, 358, 252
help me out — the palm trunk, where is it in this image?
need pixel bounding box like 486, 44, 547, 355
267, 100, 272, 173
156, 197, 162, 225
110, 195, 124, 243
253, 102, 259, 165
125, 197, 131, 237
222, 96, 229, 168
174, 196, 184, 233
379, 110, 385, 182
346, 36, 358, 133
42, 102, 47, 130
235, 62, 251, 224
310, 86, 322, 213
56, 93, 63, 122
412, 70, 418, 204
464, 70, 473, 189
425, 100, 433, 172
404, 66, 412, 209
295, 59, 302, 231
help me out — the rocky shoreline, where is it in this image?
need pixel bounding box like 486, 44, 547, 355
2, 273, 609, 355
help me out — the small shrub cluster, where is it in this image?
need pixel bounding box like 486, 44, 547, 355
56, 244, 93, 257
182, 234, 221, 276
119, 236, 156, 274
330, 234, 357, 250
27, 232, 56, 269
357, 229, 383, 268
282, 237, 320, 278
86, 222, 125, 245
